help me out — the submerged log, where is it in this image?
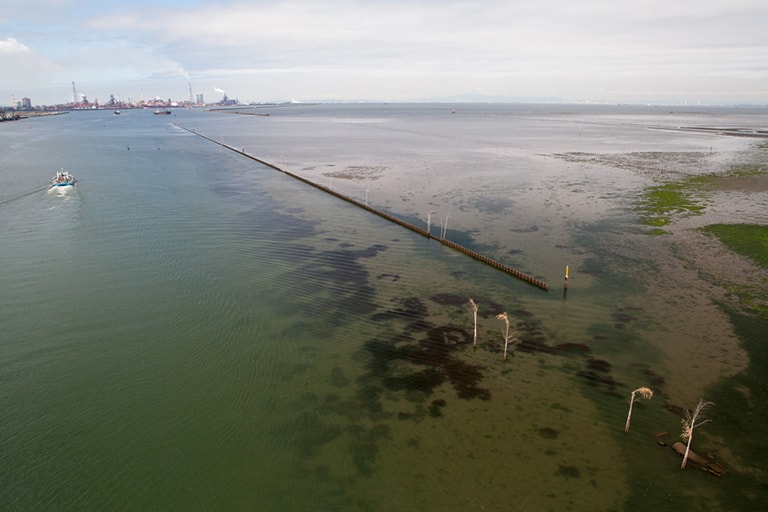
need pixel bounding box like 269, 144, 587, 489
671, 441, 726, 478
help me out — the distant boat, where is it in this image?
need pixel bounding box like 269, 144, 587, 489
154, 109, 171, 115
114, 110, 121, 115
50, 168, 76, 188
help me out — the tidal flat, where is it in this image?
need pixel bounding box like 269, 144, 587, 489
267, 106, 768, 510
201, 104, 768, 510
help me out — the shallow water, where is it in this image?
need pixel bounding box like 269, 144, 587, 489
1, 104, 766, 510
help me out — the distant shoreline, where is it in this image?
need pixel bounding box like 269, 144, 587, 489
648, 125, 768, 138
1, 111, 69, 122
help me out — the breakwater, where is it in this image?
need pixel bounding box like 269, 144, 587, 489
175, 123, 549, 291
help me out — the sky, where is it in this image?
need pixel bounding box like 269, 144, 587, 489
1, 0, 767, 106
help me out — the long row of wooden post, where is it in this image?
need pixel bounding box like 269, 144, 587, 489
175, 124, 550, 291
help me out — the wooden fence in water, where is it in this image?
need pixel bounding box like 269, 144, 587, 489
175, 124, 549, 291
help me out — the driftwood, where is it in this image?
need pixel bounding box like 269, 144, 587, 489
671, 441, 726, 478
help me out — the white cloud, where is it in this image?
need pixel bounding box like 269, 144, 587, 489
90, 1, 768, 76
0, 38, 30, 53
3, 0, 768, 104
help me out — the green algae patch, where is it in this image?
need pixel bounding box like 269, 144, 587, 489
637, 164, 767, 234
701, 224, 768, 269
700, 223, 768, 318
637, 176, 713, 231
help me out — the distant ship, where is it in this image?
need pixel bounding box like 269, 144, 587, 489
50, 168, 77, 188
154, 109, 171, 115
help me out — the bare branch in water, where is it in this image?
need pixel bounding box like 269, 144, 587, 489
680, 399, 715, 470
468, 298, 478, 347
496, 312, 517, 361
624, 386, 653, 434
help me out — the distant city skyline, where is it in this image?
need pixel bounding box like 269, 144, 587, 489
2, 0, 768, 107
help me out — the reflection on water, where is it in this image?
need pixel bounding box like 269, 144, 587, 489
0, 104, 766, 510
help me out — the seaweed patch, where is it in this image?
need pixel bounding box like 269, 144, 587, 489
364, 297, 491, 401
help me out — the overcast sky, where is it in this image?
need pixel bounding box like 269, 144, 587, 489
2, 0, 767, 106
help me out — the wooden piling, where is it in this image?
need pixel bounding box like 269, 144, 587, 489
175, 124, 549, 291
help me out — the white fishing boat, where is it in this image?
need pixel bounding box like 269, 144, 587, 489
50, 169, 77, 188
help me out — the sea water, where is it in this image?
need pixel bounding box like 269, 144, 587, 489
1, 104, 766, 511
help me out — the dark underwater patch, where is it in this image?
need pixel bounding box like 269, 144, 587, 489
554, 342, 592, 354
371, 296, 429, 323
363, 296, 491, 402
612, 306, 642, 329
585, 358, 611, 372
347, 424, 391, 477
576, 370, 620, 393
444, 361, 490, 400
556, 464, 581, 478
538, 427, 560, 439
273, 216, 321, 241
516, 323, 554, 354
429, 398, 447, 418
330, 367, 351, 387
383, 367, 445, 393
292, 241, 389, 321
430, 293, 469, 307
277, 410, 344, 459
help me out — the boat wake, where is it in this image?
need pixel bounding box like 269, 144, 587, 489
47, 185, 75, 196
0, 185, 51, 207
